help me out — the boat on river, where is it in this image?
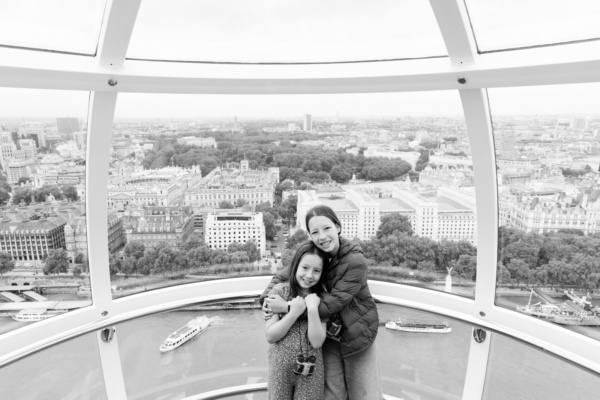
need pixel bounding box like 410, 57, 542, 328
159, 316, 211, 353
12, 309, 66, 322
385, 319, 451, 333
517, 289, 600, 326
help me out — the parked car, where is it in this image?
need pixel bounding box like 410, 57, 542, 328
24, 262, 32, 268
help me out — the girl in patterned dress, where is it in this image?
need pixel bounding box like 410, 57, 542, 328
265, 241, 329, 400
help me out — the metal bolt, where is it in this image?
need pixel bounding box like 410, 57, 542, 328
108, 79, 118, 87
473, 327, 487, 343
479, 311, 486, 317
457, 77, 467, 84
101, 311, 108, 316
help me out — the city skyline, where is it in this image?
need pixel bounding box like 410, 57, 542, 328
2, 85, 600, 119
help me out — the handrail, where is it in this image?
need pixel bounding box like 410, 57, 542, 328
179, 383, 404, 400
180, 383, 266, 400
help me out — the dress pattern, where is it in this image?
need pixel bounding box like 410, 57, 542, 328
267, 283, 325, 400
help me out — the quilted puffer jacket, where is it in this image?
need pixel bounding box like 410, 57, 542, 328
260, 237, 379, 358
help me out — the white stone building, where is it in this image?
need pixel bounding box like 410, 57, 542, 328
204, 211, 266, 256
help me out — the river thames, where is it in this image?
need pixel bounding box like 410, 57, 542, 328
2, 296, 600, 400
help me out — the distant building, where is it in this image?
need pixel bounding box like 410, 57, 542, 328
499, 193, 600, 235
420, 165, 474, 187
0, 208, 66, 262
176, 136, 217, 148
121, 206, 195, 249
296, 189, 380, 241
72, 131, 87, 150
108, 166, 202, 209
204, 211, 266, 256
303, 114, 312, 132
184, 164, 279, 208
296, 186, 477, 244
429, 154, 473, 168
56, 117, 79, 134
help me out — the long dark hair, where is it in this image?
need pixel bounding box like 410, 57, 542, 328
288, 240, 329, 299
305, 205, 342, 236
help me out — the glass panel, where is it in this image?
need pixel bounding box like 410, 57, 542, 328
0, 88, 90, 335
0, 332, 107, 399
483, 333, 600, 399
117, 300, 468, 399
0, 0, 106, 55
109, 92, 476, 299
490, 83, 600, 341
465, 0, 600, 52
127, 0, 446, 63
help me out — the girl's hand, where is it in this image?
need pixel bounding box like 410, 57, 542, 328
289, 296, 306, 317
305, 293, 320, 310
263, 294, 287, 314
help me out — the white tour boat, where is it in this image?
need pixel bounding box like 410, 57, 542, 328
159, 316, 211, 353
385, 319, 451, 333
12, 309, 66, 322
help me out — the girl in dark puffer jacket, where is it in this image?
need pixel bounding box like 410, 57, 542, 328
261, 205, 383, 400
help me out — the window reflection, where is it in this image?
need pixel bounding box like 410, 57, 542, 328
0, 89, 90, 335
128, 0, 446, 63
0, 332, 107, 399
108, 92, 476, 299
0, 0, 106, 55
466, 0, 600, 52
490, 84, 600, 340
116, 301, 468, 399
483, 333, 600, 399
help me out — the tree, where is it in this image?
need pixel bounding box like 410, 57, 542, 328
120, 256, 138, 276
0, 188, 10, 207
219, 200, 235, 209
376, 213, 413, 238
81, 257, 89, 273
279, 195, 298, 222
287, 230, 309, 250
123, 241, 145, 261
330, 165, 352, 183
12, 187, 34, 205
44, 249, 70, 276
263, 212, 277, 240
72, 267, 82, 278
452, 254, 477, 280
234, 198, 248, 207
0, 252, 15, 276
183, 235, 203, 251
242, 240, 261, 262
506, 258, 532, 286
74, 253, 85, 264
61, 185, 79, 202
496, 264, 512, 286
34, 185, 64, 203
108, 254, 121, 276
154, 245, 178, 276
17, 177, 31, 185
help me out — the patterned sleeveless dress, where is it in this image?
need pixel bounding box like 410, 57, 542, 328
267, 283, 325, 400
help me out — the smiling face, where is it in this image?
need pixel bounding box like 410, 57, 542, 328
308, 215, 341, 256
295, 253, 324, 294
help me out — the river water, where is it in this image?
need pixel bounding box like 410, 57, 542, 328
2, 297, 600, 400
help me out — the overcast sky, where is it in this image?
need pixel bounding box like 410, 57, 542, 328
0, 84, 599, 120
1, 1, 600, 119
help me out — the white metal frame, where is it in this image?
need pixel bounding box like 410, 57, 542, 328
1, 0, 600, 398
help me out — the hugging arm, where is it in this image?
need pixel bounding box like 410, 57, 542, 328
317, 257, 368, 319
259, 266, 290, 305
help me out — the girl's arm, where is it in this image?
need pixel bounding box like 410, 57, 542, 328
265, 296, 305, 344
318, 255, 368, 318
305, 294, 327, 348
